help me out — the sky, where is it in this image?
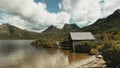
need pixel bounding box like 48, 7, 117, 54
34, 0, 62, 13
0, 0, 120, 32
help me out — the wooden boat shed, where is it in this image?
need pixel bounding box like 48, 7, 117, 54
69, 32, 95, 51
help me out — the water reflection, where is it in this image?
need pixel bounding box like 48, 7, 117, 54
46, 48, 90, 64
0, 40, 34, 55
0, 40, 90, 68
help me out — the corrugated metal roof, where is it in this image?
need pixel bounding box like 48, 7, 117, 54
70, 32, 95, 40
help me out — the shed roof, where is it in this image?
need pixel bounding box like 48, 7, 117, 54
70, 32, 95, 40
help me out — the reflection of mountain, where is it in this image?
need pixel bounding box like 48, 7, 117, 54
0, 24, 39, 39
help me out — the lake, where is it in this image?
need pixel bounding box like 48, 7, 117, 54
0, 40, 90, 68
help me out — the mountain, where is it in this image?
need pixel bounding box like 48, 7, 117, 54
0, 24, 39, 39
43, 25, 61, 33
0, 9, 120, 40
0, 23, 80, 40
63, 23, 80, 31
39, 23, 80, 40
63, 23, 80, 32
39, 25, 63, 39
81, 9, 120, 34
39, 9, 120, 41
79, 9, 120, 41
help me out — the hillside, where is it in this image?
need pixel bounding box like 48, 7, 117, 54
39, 23, 80, 40
39, 25, 63, 40
0, 9, 119, 40
0, 23, 80, 40
39, 9, 120, 41
0, 24, 39, 39
81, 9, 120, 33
80, 9, 120, 41
63, 23, 80, 32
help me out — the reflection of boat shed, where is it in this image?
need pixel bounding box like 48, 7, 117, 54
69, 32, 95, 51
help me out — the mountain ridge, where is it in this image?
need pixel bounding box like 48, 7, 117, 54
39, 9, 120, 40
80, 9, 120, 34
0, 23, 39, 39
0, 9, 120, 40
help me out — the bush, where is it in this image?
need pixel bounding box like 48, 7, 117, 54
89, 48, 99, 55
96, 44, 104, 51
32, 39, 49, 48
101, 41, 120, 68
75, 41, 97, 53
32, 39, 58, 48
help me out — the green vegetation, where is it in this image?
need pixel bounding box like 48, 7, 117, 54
0, 9, 119, 40
89, 48, 99, 55
32, 9, 120, 54
32, 38, 61, 48
38, 23, 80, 40
37, 9, 120, 68
101, 41, 120, 68
81, 9, 120, 34
0, 24, 39, 39
0, 9, 120, 68
74, 41, 97, 53
33, 23, 80, 48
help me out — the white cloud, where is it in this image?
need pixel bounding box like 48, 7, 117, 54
102, 0, 120, 17
61, 0, 102, 26
0, 0, 70, 32
58, 3, 62, 10
0, 0, 120, 32
61, 0, 120, 26
0, 13, 27, 29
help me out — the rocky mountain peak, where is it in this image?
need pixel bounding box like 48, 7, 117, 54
114, 9, 120, 15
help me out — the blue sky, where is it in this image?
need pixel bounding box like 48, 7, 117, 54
99, 0, 104, 3
34, 0, 62, 13
0, 0, 62, 19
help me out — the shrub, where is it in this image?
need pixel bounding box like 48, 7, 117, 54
89, 48, 99, 55
101, 41, 120, 68
32, 39, 49, 48
32, 39, 56, 48
75, 41, 97, 53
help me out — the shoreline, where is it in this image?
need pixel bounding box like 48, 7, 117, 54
68, 56, 106, 68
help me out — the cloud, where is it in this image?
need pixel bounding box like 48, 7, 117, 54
0, 0, 120, 32
102, 0, 120, 17
60, 0, 102, 26
60, 0, 120, 26
0, 0, 70, 32
0, 13, 27, 29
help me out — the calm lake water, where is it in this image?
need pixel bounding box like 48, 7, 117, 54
0, 40, 90, 68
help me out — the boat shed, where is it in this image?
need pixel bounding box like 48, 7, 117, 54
69, 32, 95, 51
